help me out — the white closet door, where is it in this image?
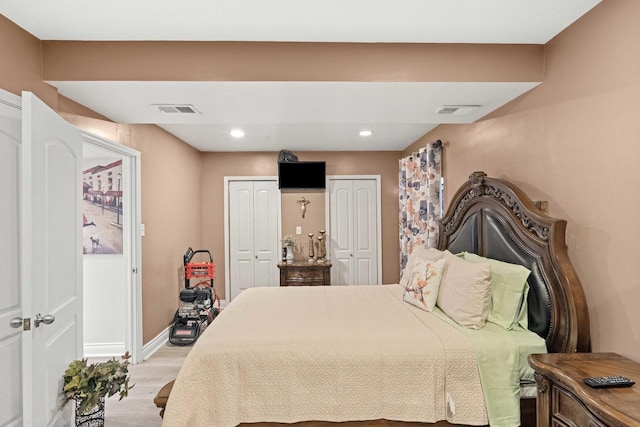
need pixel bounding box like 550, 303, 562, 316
329, 178, 378, 286
330, 180, 354, 285
352, 180, 377, 285
253, 181, 280, 288
228, 180, 279, 300
229, 181, 256, 299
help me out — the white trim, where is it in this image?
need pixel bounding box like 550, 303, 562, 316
1, 88, 26, 427
48, 403, 72, 427
80, 131, 144, 364
83, 342, 126, 358
142, 326, 170, 360
0, 89, 21, 109
223, 176, 281, 303
325, 175, 382, 285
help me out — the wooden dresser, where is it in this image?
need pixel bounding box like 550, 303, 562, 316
528, 352, 640, 427
277, 261, 331, 286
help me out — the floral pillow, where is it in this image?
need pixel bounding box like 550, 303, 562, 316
399, 247, 445, 289
403, 258, 447, 312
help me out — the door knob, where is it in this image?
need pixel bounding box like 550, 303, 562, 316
34, 313, 55, 327
9, 317, 23, 328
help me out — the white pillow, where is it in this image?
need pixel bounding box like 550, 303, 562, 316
403, 257, 447, 312
436, 251, 492, 329
399, 247, 445, 289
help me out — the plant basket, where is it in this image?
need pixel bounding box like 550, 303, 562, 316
75, 397, 105, 427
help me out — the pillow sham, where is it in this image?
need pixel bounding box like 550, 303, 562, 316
403, 257, 447, 312
462, 252, 531, 330
399, 246, 445, 289
436, 251, 492, 330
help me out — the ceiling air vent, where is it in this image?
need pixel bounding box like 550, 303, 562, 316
154, 104, 199, 114
437, 105, 481, 115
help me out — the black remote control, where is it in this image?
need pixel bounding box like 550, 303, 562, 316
583, 375, 635, 388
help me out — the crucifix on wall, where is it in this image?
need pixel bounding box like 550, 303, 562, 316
297, 197, 310, 218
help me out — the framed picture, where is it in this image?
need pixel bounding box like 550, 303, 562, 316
82, 158, 123, 254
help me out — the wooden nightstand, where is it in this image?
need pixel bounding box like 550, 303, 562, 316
277, 261, 331, 286
528, 352, 640, 427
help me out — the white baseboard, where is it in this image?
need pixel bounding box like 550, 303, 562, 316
83, 342, 126, 358
142, 326, 170, 361
141, 300, 227, 361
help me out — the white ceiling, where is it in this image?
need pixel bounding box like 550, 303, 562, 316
1, 0, 601, 152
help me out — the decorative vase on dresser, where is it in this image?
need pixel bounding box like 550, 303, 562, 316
308, 233, 315, 262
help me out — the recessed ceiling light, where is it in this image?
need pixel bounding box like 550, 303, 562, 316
359, 130, 373, 137
230, 129, 245, 138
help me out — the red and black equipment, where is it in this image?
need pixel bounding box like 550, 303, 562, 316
169, 247, 220, 345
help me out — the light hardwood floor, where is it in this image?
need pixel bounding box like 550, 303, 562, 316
104, 343, 192, 426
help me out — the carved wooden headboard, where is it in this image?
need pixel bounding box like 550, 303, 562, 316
437, 171, 590, 353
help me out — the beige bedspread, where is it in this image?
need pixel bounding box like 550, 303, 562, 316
162, 285, 488, 427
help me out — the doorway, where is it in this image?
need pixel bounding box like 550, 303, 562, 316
81, 132, 142, 363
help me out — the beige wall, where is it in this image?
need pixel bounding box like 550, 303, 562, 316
0, 15, 57, 108
280, 192, 326, 261
200, 150, 401, 297
41, 41, 543, 83
406, 0, 640, 361
128, 125, 203, 343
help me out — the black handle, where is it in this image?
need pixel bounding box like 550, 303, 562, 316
184, 247, 213, 264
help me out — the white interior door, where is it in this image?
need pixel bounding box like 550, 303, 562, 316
328, 177, 380, 286
22, 92, 83, 427
226, 178, 280, 301
0, 90, 23, 427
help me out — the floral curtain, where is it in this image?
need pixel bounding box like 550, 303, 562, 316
398, 140, 443, 276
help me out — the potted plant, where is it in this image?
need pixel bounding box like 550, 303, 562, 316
63, 351, 134, 426
282, 235, 298, 262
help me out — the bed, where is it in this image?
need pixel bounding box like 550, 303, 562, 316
162, 171, 590, 427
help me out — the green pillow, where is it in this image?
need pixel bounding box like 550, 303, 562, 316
515, 282, 530, 329
462, 252, 531, 330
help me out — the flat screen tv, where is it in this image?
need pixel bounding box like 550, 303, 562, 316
278, 161, 326, 191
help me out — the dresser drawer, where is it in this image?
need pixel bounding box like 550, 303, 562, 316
286, 268, 323, 281
552, 385, 605, 427
283, 279, 325, 286
278, 262, 331, 286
